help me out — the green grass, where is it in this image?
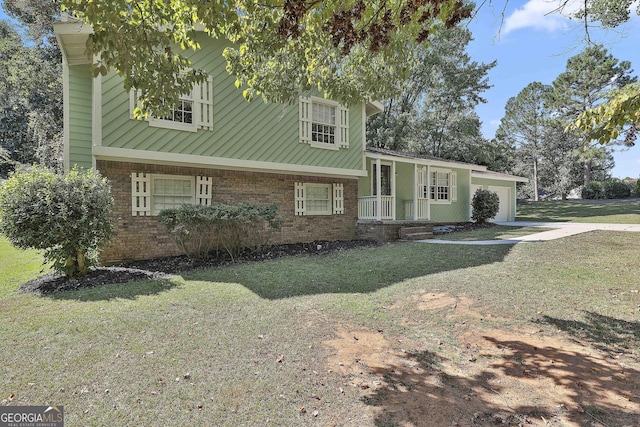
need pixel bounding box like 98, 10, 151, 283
1, 230, 639, 425
516, 199, 640, 223
0, 239, 44, 299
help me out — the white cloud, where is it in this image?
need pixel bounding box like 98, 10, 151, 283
503, 0, 581, 35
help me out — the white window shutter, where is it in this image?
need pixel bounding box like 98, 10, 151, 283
417, 167, 428, 199
131, 173, 151, 216
197, 76, 214, 130
196, 176, 213, 206
333, 183, 344, 214
451, 171, 457, 202
129, 89, 142, 120
295, 182, 305, 215
338, 104, 349, 148
299, 97, 311, 145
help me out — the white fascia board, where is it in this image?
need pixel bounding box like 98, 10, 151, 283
471, 171, 529, 183
93, 146, 366, 179
365, 151, 486, 171
365, 101, 384, 116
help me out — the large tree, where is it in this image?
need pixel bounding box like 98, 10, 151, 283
496, 82, 551, 200
562, 0, 640, 143
547, 45, 635, 184
366, 25, 496, 165
0, 17, 63, 176
60, 0, 473, 117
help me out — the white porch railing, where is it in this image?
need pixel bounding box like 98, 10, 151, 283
404, 199, 429, 220
358, 196, 394, 220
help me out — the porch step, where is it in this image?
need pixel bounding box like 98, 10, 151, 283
399, 226, 434, 241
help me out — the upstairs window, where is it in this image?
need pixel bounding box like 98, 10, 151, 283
311, 103, 336, 145
153, 91, 194, 126
130, 76, 213, 132
299, 97, 349, 149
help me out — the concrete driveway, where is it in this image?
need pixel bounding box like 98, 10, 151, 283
423, 221, 640, 245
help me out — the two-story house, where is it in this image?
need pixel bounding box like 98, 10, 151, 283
55, 17, 526, 263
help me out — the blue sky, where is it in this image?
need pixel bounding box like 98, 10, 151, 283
1, 0, 639, 178
467, 0, 640, 179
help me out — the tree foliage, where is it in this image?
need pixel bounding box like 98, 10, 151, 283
547, 45, 634, 184
0, 166, 114, 277
563, 0, 640, 144
0, 16, 63, 177
60, 0, 473, 116
366, 25, 501, 169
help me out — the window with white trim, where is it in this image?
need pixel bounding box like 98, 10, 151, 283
299, 97, 349, 149
130, 76, 214, 132
130, 173, 212, 216
429, 170, 457, 203
294, 182, 345, 216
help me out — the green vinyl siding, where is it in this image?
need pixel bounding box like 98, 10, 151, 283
100, 36, 364, 172
394, 162, 414, 219
67, 65, 93, 169
429, 168, 471, 223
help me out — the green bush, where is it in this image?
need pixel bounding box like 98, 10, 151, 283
603, 178, 631, 199
471, 189, 500, 224
159, 203, 282, 260
581, 181, 605, 199
636, 179, 640, 198
0, 166, 114, 277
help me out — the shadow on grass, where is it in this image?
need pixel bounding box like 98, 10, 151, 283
364, 337, 640, 426
46, 277, 180, 302
182, 242, 514, 300
517, 200, 640, 222
539, 312, 640, 360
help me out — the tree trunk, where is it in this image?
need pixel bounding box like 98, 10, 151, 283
533, 158, 539, 201
584, 159, 592, 186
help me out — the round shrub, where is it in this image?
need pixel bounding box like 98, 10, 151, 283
581, 181, 605, 199
0, 166, 114, 277
603, 178, 631, 199
471, 189, 500, 224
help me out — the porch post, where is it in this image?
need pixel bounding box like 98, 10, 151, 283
391, 161, 396, 220
375, 158, 381, 221
413, 164, 418, 221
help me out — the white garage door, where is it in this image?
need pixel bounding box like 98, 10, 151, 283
488, 186, 510, 222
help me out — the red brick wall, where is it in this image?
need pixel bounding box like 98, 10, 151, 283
97, 160, 358, 262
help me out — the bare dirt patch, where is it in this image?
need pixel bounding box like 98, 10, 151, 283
324, 294, 640, 427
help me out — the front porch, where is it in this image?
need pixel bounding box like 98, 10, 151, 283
357, 196, 429, 221
357, 156, 433, 222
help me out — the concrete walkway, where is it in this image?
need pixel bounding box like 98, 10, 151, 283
421, 221, 640, 245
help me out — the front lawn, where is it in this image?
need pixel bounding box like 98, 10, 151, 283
516, 199, 640, 223
1, 226, 639, 426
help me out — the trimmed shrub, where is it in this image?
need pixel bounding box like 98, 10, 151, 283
581, 181, 605, 199
471, 189, 500, 224
159, 203, 282, 260
0, 166, 114, 277
603, 178, 631, 199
